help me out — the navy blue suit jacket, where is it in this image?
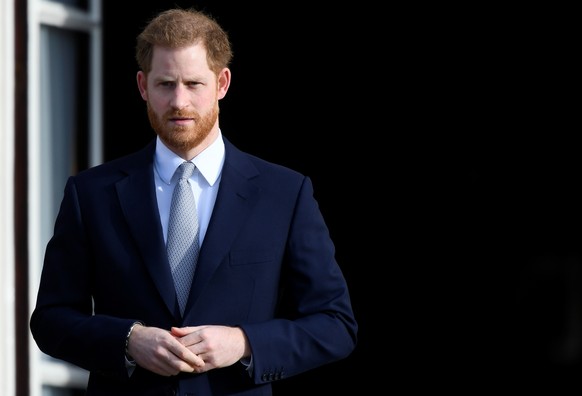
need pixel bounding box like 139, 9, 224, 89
30, 137, 357, 395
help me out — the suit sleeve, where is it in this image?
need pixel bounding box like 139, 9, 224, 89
30, 176, 137, 378
240, 176, 358, 383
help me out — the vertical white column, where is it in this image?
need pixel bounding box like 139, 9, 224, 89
0, 0, 16, 394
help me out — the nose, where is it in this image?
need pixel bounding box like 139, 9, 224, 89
170, 84, 190, 110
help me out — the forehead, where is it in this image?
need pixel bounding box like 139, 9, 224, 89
150, 43, 210, 73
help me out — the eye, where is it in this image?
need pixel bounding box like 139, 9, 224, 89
160, 81, 176, 88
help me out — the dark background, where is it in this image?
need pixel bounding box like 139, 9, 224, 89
436, 11, 581, 392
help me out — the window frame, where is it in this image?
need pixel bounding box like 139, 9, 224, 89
28, 1, 102, 394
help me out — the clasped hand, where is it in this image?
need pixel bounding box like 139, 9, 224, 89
126, 324, 250, 376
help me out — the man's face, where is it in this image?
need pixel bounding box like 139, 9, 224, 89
137, 43, 225, 158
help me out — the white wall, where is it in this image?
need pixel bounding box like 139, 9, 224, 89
0, 0, 17, 394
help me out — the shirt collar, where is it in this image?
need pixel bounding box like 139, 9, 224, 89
154, 131, 225, 187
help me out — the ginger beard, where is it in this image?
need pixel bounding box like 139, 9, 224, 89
147, 100, 219, 154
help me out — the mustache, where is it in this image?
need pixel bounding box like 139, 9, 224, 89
165, 110, 199, 120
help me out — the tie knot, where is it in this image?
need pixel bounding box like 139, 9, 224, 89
177, 161, 195, 180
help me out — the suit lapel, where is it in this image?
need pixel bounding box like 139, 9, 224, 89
115, 143, 178, 317
185, 141, 260, 313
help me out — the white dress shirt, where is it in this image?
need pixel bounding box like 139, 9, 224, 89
154, 132, 225, 246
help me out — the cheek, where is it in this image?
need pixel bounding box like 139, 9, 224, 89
147, 94, 168, 112
195, 91, 218, 109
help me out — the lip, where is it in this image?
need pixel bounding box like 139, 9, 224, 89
170, 117, 194, 125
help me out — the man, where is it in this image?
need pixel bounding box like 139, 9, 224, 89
30, 7, 357, 395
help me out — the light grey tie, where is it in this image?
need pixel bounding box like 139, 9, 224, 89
167, 161, 199, 315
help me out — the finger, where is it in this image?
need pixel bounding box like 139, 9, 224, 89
171, 328, 204, 347
170, 325, 204, 336
160, 349, 202, 375
149, 354, 181, 377
169, 341, 205, 368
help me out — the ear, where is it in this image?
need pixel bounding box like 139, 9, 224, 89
136, 71, 148, 101
217, 67, 231, 100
